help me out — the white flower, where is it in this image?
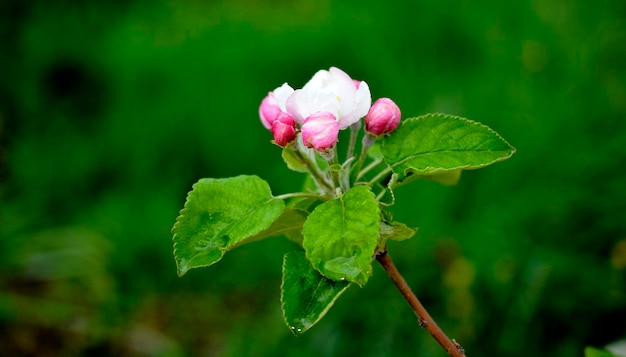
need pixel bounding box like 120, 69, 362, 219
286, 67, 371, 129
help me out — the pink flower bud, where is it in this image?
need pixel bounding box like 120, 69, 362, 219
259, 92, 282, 130
365, 98, 401, 136
271, 115, 297, 147
301, 112, 339, 152
275, 111, 295, 126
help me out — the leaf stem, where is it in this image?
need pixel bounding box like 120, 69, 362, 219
366, 165, 393, 186
274, 192, 327, 201
357, 158, 383, 180
376, 250, 467, 357
375, 187, 388, 203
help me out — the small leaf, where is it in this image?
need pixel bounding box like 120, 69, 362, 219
381, 114, 516, 181
585, 347, 620, 357
302, 185, 380, 285
282, 147, 309, 173
172, 175, 285, 276
380, 221, 416, 242
378, 221, 416, 252
281, 251, 350, 335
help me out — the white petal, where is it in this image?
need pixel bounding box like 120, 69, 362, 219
353, 81, 372, 119
302, 69, 330, 93
337, 81, 371, 129
332, 68, 357, 113
286, 89, 307, 125
273, 83, 294, 112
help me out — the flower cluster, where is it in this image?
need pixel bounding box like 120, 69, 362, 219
259, 67, 401, 151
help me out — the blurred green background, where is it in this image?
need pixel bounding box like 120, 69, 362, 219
1, 0, 625, 356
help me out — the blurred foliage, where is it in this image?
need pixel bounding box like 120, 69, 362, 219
1, 0, 625, 356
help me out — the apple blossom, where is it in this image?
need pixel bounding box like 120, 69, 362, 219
365, 98, 401, 136
286, 67, 371, 130
175, 64, 517, 357
301, 112, 340, 152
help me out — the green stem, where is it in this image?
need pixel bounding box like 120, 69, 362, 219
375, 187, 387, 202
366, 165, 393, 186
351, 133, 377, 185
357, 158, 383, 180
359, 133, 376, 163
376, 250, 467, 357
293, 149, 333, 195
328, 149, 345, 193
346, 121, 362, 162
274, 192, 326, 201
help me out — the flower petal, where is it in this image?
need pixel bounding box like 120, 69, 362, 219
286, 89, 307, 124
336, 81, 371, 129
273, 83, 294, 112
284, 67, 372, 130
354, 81, 372, 119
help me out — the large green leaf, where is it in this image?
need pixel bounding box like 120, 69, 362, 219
281, 251, 350, 335
381, 114, 516, 181
302, 185, 380, 285
172, 175, 285, 276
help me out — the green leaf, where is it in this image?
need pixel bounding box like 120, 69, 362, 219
367, 142, 383, 160
585, 347, 619, 357
376, 172, 398, 206
282, 147, 309, 173
380, 221, 416, 242
377, 221, 417, 253
381, 114, 516, 181
240, 208, 308, 247
281, 251, 350, 335
172, 175, 285, 276
397, 169, 463, 187
424, 169, 462, 185
302, 185, 380, 285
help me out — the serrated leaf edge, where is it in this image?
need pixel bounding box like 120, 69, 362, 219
280, 251, 351, 335
303, 185, 380, 286
172, 175, 284, 276
383, 113, 517, 178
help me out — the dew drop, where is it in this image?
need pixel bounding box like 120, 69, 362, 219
290, 326, 296, 330
297, 328, 302, 333
340, 277, 346, 281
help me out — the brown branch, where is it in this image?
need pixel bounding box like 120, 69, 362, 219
376, 250, 466, 357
